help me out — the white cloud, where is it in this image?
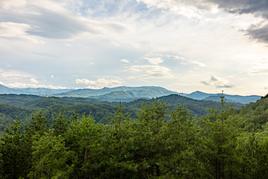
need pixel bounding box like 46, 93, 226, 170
191, 60, 206, 67
250, 68, 268, 75
0, 22, 29, 37
137, 0, 213, 19
0, 0, 127, 40
145, 56, 164, 65
0, 69, 39, 88
127, 64, 174, 79
249, 60, 268, 75
75, 78, 122, 88
120, 59, 130, 64
0, 0, 27, 9
0, 22, 41, 43
0, 69, 62, 88
201, 75, 233, 89
0, 0, 268, 95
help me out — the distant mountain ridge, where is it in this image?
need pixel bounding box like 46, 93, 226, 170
0, 85, 178, 102
58, 86, 177, 102
0, 84, 71, 96
0, 84, 11, 94
0, 84, 261, 104
183, 91, 211, 100
184, 91, 261, 104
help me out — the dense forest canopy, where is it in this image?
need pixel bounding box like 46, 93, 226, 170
1, 95, 268, 179
0, 94, 237, 132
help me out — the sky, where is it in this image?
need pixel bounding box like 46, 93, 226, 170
0, 0, 268, 95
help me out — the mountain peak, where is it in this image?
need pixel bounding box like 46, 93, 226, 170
0, 84, 9, 89
191, 91, 208, 95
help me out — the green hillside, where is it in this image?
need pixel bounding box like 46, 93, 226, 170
0, 94, 238, 130
0, 94, 267, 178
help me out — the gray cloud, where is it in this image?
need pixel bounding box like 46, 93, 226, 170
139, 0, 268, 43
0, 3, 129, 39
25, 8, 91, 39
0, 7, 91, 39
247, 24, 268, 43
216, 84, 233, 89
201, 75, 234, 89
207, 0, 268, 43
209, 0, 268, 18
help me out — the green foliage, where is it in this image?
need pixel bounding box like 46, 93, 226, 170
28, 111, 49, 134
28, 131, 76, 179
1, 97, 268, 178
0, 121, 31, 178
53, 113, 70, 135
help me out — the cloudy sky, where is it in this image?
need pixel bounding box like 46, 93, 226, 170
0, 0, 268, 95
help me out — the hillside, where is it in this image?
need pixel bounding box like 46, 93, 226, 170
0, 93, 236, 131
0, 94, 119, 124
233, 95, 268, 129
127, 94, 234, 116
1, 93, 267, 179
91, 91, 141, 102
0, 104, 30, 132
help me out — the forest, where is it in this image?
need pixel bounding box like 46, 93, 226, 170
1, 95, 268, 179
0, 94, 227, 132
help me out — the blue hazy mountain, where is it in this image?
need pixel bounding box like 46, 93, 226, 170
57, 86, 178, 101
183, 91, 211, 100
185, 91, 261, 104
0, 85, 177, 100
0, 84, 12, 94
0, 84, 71, 96
203, 95, 261, 104
0, 84, 261, 104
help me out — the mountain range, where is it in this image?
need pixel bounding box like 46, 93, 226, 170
0, 84, 71, 96
57, 86, 177, 102
0, 84, 261, 104
183, 91, 261, 104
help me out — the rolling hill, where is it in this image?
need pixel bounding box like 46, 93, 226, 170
127, 94, 241, 116
0, 93, 238, 131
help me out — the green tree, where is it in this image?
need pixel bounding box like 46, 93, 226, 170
53, 113, 69, 136
64, 115, 104, 178
27, 111, 49, 135
160, 107, 209, 178
28, 131, 76, 179
0, 120, 31, 178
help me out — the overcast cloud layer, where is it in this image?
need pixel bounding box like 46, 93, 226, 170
0, 0, 268, 95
